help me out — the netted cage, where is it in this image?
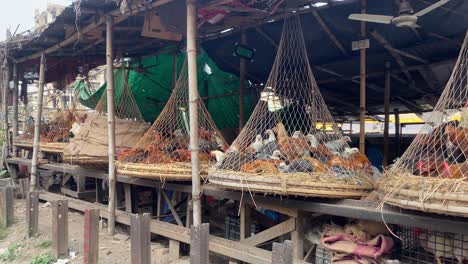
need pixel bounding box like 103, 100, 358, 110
397, 226, 467, 263
378, 32, 468, 217
208, 15, 374, 198
115, 59, 228, 181
63, 67, 149, 169
14, 78, 96, 154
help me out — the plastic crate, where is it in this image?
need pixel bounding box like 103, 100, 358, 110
224, 216, 257, 241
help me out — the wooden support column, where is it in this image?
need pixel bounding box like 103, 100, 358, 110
84, 209, 100, 264
169, 239, 180, 260
124, 184, 132, 213
239, 30, 246, 130
394, 108, 400, 156
359, 0, 367, 154
19, 178, 29, 199
12, 64, 19, 157
130, 213, 151, 264
0, 187, 14, 228
26, 191, 39, 237
106, 15, 117, 235
30, 53, 46, 192
383, 62, 391, 167
186, 0, 202, 227
239, 203, 251, 240
52, 200, 69, 259
272, 240, 293, 264
1, 32, 10, 165
291, 212, 304, 260
190, 223, 209, 264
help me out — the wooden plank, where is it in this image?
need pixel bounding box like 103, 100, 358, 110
161, 190, 184, 226
272, 240, 293, 264
190, 223, 209, 264
52, 200, 69, 259
169, 239, 180, 260
0, 187, 14, 227
291, 212, 304, 260
38, 192, 274, 264
84, 209, 99, 264
124, 184, 132, 213
19, 178, 29, 199
130, 213, 151, 264
243, 218, 295, 247
26, 191, 39, 237
240, 203, 251, 241
311, 9, 349, 57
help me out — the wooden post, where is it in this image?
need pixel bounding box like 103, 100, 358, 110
359, 0, 367, 154
383, 62, 391, 167
0, 187, 14, 228
186, 0, 202, 227
26, 191, 39, 237
291, 212, 304, 260
272, 240, 293, 264
394, 108, 400, 156
169, 239, 180, 260
12, 64, 19, 157
52, 200, 69, 259
84, 209, 100, 264
130, 213, 151, 264
239, 30, 246, 130
30, 53, 46, 191
190, 223, 209, 264
106, 15, 117, 235
19, 178, 29, 199
1, 30, 10, 165
239, 203, 251, 240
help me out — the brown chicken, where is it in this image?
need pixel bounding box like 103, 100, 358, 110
327, 156, 354, 170
445, 125, 468, 157
241, 160, 279, 174
276, 122, 315, 160
352, 152, 372, 170
144, 151, 173, 163
199, 127, 213, 141
173, 149, 191, 162
303, 157, 329, 174
447, 163, 468, 179
413, 157, 448, 177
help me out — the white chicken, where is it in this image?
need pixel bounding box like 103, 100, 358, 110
342, 147, 359, 159
418, 232, 454, 262
250, 134, 264, 153
263, 129, 276, 145
69, 122, 82, 136
306, 134, 319, 148
453, 234, 468, 263
325, 136, 351, 152
210, 150, 225, 166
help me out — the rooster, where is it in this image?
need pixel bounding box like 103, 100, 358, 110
303, 156, 329, 174
241, 159, 279, 174
447, 163, 468, 179
276, 123, 315, 160
445, 125, 468, 158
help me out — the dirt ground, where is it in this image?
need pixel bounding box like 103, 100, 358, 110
0, 199, 191, 264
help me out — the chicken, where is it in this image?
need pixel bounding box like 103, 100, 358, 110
173, 149, 191, 162
327, 156, 354, 170
263, 129, 276, 145
199, 127, 212, 141
324, 136, 351, 152
278, 160, 315, 173
117, 148, 134, 161
241, 160, 279, 174
447, 162, 468, 179
303, 156, 329, 174
144, 151, 173, 163
445, 125, 468, 157
248, 135, 264, 153
453, 234, 468, 263
306, 134, 319, 148
414, 158, 449, 177
418, 232, 454, 262
276, 123, 314, 160
210, 150, 225, 166
352, 151, 372, 170
342, 147, 359, 159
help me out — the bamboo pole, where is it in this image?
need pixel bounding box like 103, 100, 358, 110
1, 33, 10, 167
187, 0, 202, 227
12, 64, 18, 157
359, 0, 366, 154
106, 15, 117, 235
172, 52, 178, 90
239, 30, 246, 130
394, 108, 400, 156
30, 53, 46, 192
383, 62, 390, 167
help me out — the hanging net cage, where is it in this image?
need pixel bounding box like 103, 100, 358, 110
209, 15, 375, 198
116, 58, 229, 181
13, 76, 98, 154
378, 31, 468, 217
63, 67, 149, 169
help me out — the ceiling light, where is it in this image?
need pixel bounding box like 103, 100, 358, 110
312, 2, 328, 7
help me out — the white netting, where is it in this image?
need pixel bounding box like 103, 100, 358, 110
115, 58, 229, 181
209, 15, 374, 198
379, 31, 468, 217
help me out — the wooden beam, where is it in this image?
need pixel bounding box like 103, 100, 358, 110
16, 0, 174, 63
243, 218, 295, 246
130, 213, 151, 264
255, 27, 278, 50
272, 241, 293, 264
52, 200, 69, 259
383, 62, 390, 167
161, 190, 184, 226
396, 96, 423, 114
311, 9, 349, 57
84, 209, 100, 264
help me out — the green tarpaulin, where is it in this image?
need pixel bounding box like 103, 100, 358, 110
74, 49, 254, 133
